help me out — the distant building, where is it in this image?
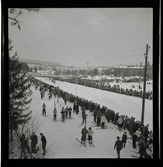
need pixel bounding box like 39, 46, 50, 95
114, 64, 152, 77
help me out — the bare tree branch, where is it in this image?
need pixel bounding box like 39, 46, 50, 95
9, 8, 40, 30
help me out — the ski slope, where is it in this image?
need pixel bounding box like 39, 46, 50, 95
36, 77, 153, 130
29, 86, 144, 158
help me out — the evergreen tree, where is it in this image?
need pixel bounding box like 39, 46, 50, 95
9, 40, 32, 141
21, 62, 30, 72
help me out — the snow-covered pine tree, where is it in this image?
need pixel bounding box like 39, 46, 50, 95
9, 40, 33, 142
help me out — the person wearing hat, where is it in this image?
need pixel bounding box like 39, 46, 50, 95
30, 132, 38, 154
40, 133, 47, 155
122, 132, 127, 148
144, 124, 150, 142
101, 114, 107, 129
114, 136, 123, 158
42, 103, 46, 116
88, 127, 94, 144
60, 107, 65, 122
81, 126, 88, 146
117, 115, 123, 130
81, 112, 87, 125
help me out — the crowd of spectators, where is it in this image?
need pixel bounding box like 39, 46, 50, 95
51, 77, 153, 100
31, 76, 153, 158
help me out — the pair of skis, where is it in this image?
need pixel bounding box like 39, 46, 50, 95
76, 138, 95, 148
88, 142, 95, 147
78, 123, 86, 127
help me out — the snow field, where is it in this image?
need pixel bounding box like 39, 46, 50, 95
36, 77, 153, 131
28, 86, 142, 158
81, 75, 152, 92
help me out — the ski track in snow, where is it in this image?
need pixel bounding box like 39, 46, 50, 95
35, 77, 152, 130
28, 80, 151, 158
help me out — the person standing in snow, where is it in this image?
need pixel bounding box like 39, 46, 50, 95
42, 103, 46, 116
30, 132, 38, 154
117, 116, 123, 131
49, 92, 52, 100
82, 113, 87, 125
53, 107, 57, 121
68, 106, 72, 118
135, 128, 142, 142
81, 126, 88, 146
60, 107, 65, 122
148, 130, 153, 145
65, 106, 68, 119
96, 110, 101, 126
122, 116, 129, 130
132, 132, 137, 149
76, 102, 79, 115
122, 132, 127, 148
20, 134, 30, 158
101, 114, 107, 129
144, 124, 149, 142
88, 127, 94, 144
114, 136, 123, 158
81, 106, 86, 117
93, 108, 97, 122
40, 133, 47, 155
138, 136, 146, 158
129, 117, 134, 135
73, 101, 79, 114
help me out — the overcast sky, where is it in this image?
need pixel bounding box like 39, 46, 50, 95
9, 8, 153, 67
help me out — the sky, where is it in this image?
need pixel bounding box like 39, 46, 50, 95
9, 8, 153, 67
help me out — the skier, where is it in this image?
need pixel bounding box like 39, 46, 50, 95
101, 114, 107, 129
49, 92, 52, 100
73, 101, 76, 113
96, 110, 101, 126
42, 103, 46, 116
41, 91, 44, 99
93, 108, 97, 122
114, 136, 123, 158
65, 107, 68, 119
60, 107, 65, 122
40, 133, 47, 155
88, 127, 94, 144
81, 126, 88, 146
82, 113, 87, 125
30, 132, 38, 155
68, 106, 72, 118
73, 101, 79, 114
81, 106, 86, 117
53, 106, 57, 121
117, 116, 123, 131
121, 132, 127, 148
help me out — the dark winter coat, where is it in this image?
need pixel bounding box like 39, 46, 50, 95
122, 134, 127, 142
129, 118, 134, 135
93, 109, 97, 116
114, 140, 122, 151
30, 135, 38, 146
81, 128, 88, 141
41, 135, 46, 144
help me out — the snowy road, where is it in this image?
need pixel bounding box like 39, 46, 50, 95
29, 86, 142, 158
36, 77, 153, 130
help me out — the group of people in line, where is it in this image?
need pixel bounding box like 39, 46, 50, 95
30, 76, 153, 158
